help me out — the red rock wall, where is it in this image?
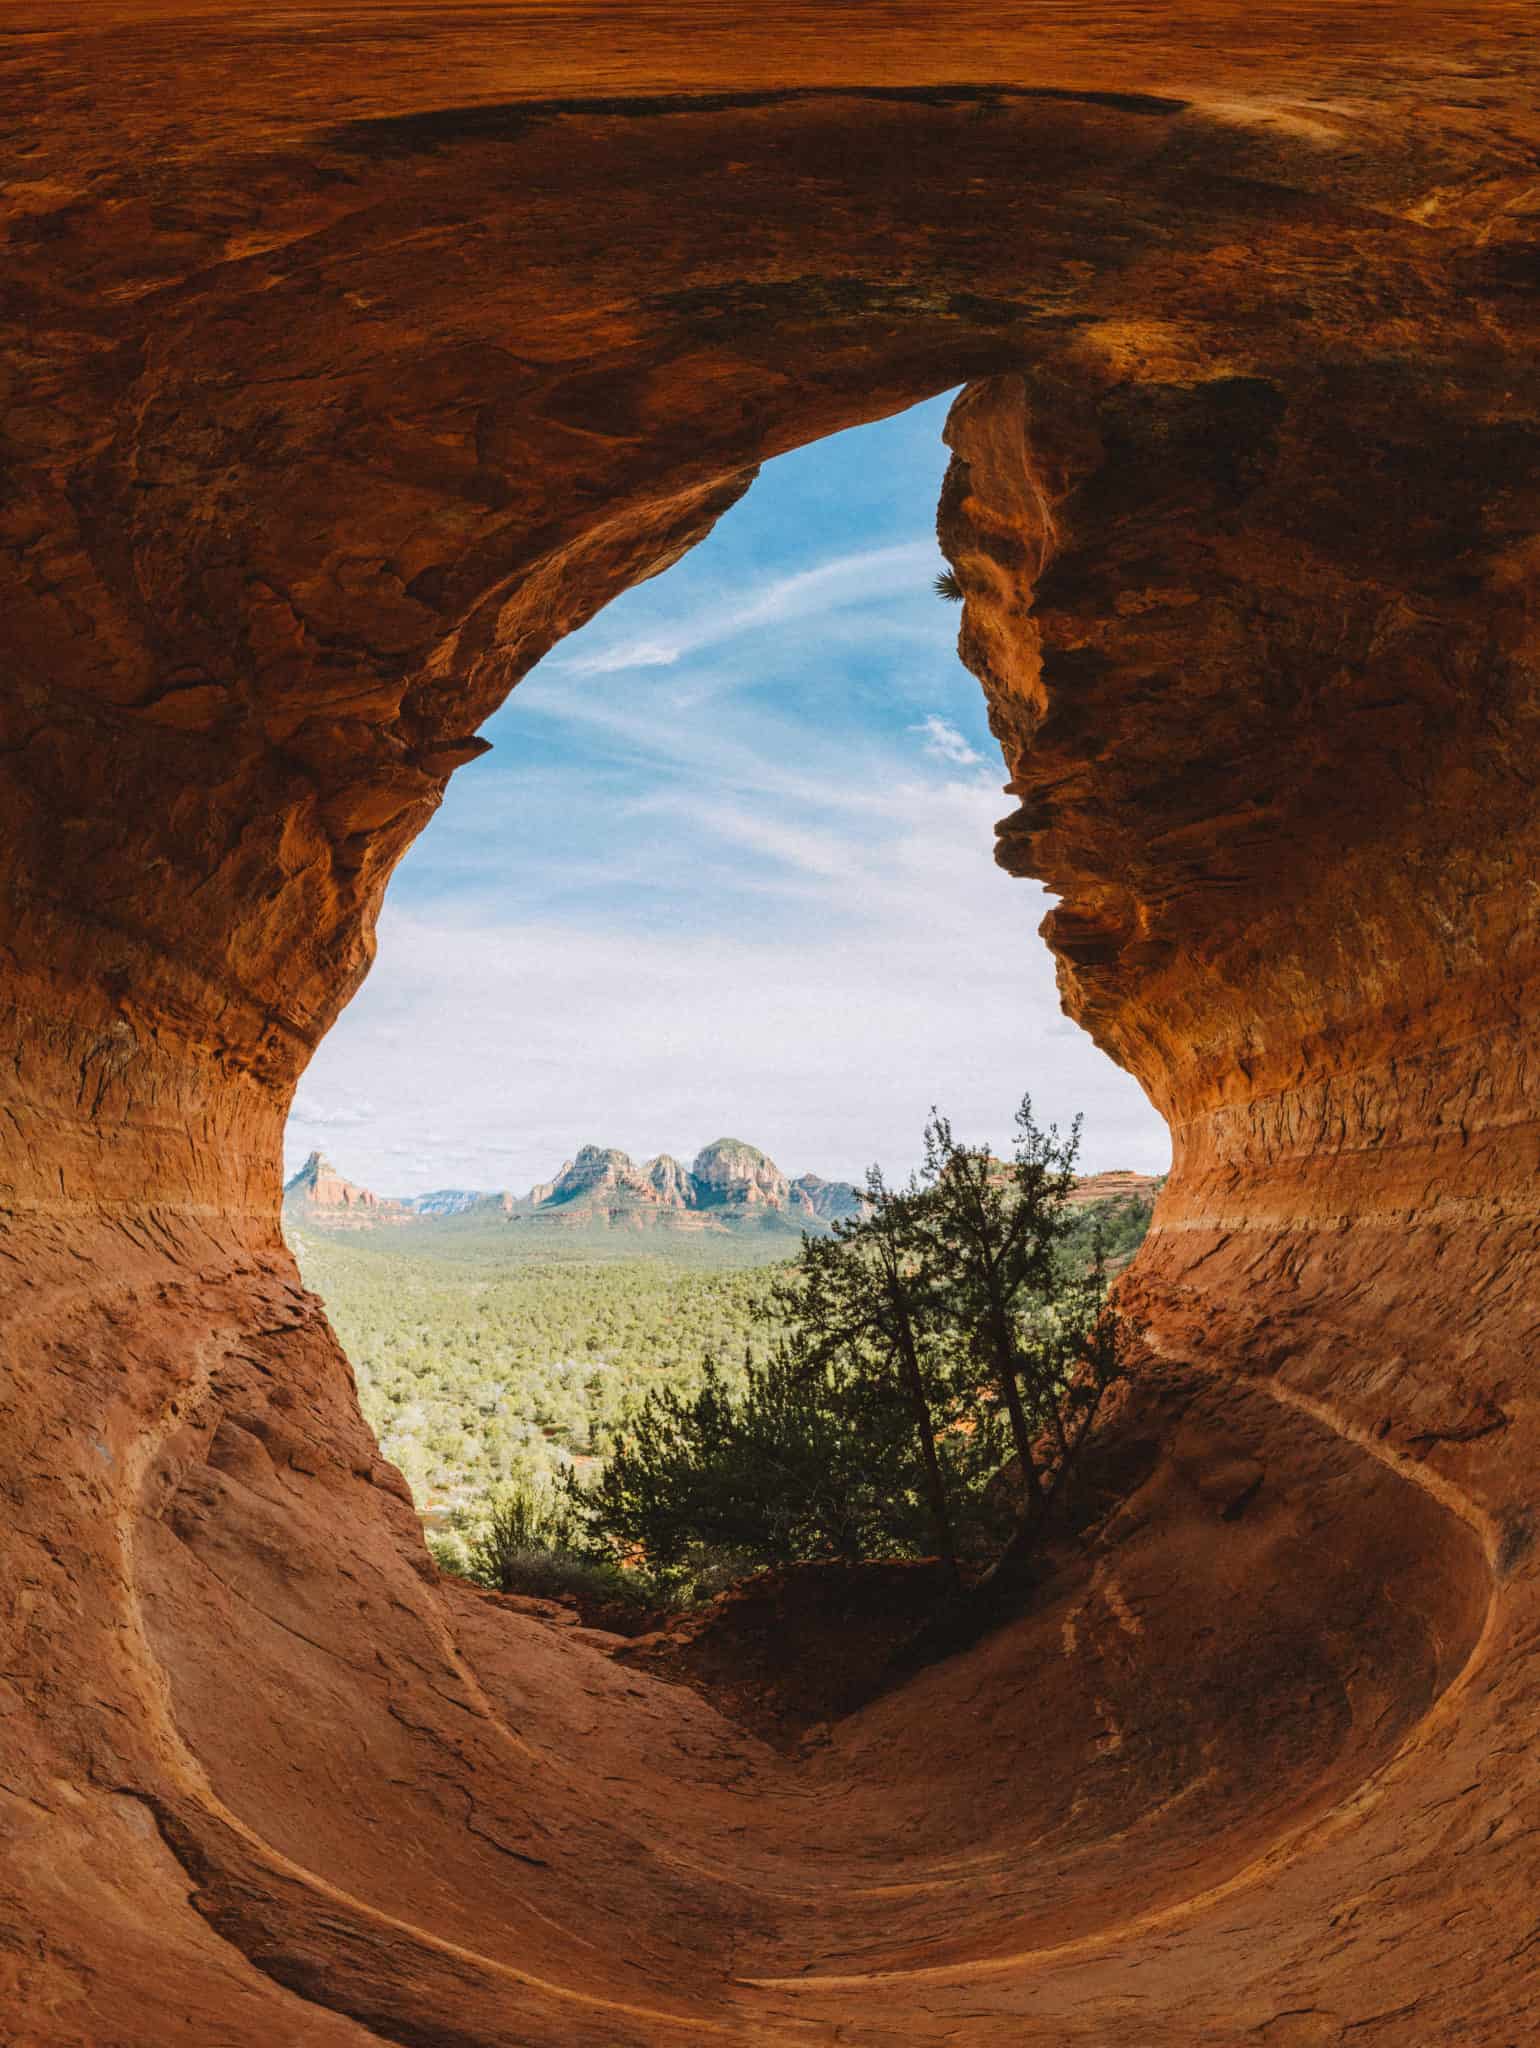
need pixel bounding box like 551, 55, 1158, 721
2, 8, 1538, 2043
943, 357, 1540, 1492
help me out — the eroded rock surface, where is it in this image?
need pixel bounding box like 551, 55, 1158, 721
1, 6, 1538, 2044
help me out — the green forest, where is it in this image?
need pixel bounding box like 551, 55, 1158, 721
289, 1232, 787, 1513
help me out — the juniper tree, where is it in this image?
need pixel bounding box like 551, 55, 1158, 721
571, 1101, 1143, 1595
785, 1170, 967, 1588
569, 1341, 919, 1580
919, 1095, 1132, 1533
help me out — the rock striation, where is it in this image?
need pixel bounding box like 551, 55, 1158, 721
645, 1152, 693, 1208
1, 8, 1538, 2047
538, 1143, 663, 1210
688, 1137, 795, 1210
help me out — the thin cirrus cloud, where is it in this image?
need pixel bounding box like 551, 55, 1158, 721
286, 392, 1170, 1195
289, 1095, 376, 1131
555, 541, 938, 677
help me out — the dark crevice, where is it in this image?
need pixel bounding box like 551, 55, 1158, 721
324, 83, 1189, 158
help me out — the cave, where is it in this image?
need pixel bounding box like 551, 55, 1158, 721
3, 10, 1538, 2045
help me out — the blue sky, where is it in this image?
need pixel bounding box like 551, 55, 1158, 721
286, 392, 1169, 1195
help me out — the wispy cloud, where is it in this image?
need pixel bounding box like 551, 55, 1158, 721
290, 781, 1168, 1196
556, 542, 938, 677
288, 393, 1169, 1194
913, 714, 981, 767
290, 1094, 376, 1130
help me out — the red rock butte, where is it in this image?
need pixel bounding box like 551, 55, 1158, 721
2, 6, 1538, 2043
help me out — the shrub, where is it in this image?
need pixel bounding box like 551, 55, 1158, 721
462, 1474, 579, 1589
568, 1345, 927, 1584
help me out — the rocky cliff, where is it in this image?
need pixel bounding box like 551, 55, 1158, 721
646, 1153, 693, 1207
535, 1137, 862, 1222
539, 1143, 663, 1210
1061, 1169, 1162, 1210
2, 11, 1538, 2048
282, 1150, 410, 1227
688, 1137, 796, 1210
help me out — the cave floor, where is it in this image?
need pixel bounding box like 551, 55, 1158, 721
130, 1362, 1495, 2043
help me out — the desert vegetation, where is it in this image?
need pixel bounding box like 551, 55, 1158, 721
342, 1102, 1153, 1614
286, 1242, 786, 1513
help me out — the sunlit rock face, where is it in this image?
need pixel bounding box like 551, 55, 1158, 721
547, 1138, 805, 1214
542, 1144, 661, 1207
646, 1153, 693, 1206
941, 362, 1540, 1462
1, 7, 1538, 2046
688, 1138, 793, 1210
282, 1150, 411, 1225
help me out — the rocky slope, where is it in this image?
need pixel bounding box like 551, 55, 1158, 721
3, 11, 1539, 2048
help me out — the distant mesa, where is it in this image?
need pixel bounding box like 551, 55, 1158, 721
406, 1188, 488, 1218
281, 1150, 412, 1228
282, 1143, 1159, 1238
1062, 1168, 1163, 1208
281, 1137, 874, 1239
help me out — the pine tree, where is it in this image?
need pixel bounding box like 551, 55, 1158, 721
545, 1099, 1145, 1602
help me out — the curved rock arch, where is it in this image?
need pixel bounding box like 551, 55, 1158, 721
2, 12, 1538, 2043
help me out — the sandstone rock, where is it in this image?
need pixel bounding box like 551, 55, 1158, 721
542, 1143, 661, 1208
791, 1173, 871, 1222
1062, 1168, 1163, 1209
644, 1153, 693, 1207
281, 1150, 410, 1227
483, 1590, 576, 1623
327, 1138, 874, 1235
2, 10, 1538, 2046
526, 1167, 570, 1206
567, 1625, 630, 1654
689, 1137, 792, 1210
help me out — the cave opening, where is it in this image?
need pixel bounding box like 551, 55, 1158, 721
286, 389, 1168, 1206
8, 39, 1536, 2041
281, 389, 1169, 1529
